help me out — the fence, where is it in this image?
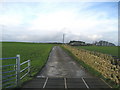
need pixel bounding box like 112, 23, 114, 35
0, 55, 31, 88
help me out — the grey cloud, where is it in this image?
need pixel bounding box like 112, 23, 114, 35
2, 29, 118, 45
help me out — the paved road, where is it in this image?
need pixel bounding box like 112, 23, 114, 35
22, 46, 110, 88
37, 46, 94, 78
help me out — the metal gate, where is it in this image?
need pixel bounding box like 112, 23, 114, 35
0, 55, 31, 88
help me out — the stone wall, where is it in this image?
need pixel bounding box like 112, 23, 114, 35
63, 45, 120, 84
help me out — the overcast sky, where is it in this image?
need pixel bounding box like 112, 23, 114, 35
0, 1, 118, 45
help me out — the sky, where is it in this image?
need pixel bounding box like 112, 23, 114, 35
0, 1, 119, 45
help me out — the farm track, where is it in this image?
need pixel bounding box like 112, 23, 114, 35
22, 46, 110, 88
37, 46, 94, 78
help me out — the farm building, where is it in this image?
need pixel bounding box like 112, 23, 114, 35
69, 41, 90, 46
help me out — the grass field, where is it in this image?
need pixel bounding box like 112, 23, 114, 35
76, 46, 119, 58
2, 42, 54, 87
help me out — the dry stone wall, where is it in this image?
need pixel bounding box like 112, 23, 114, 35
63, 45, 120, 84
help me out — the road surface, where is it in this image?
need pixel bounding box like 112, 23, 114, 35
37, 46, 94, 78
22, 46, 110, 88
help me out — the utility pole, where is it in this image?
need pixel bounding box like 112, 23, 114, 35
63, 34, 65, 44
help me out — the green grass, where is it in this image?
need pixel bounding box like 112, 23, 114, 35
76, 46, 119, 58
2, 42, 54, 87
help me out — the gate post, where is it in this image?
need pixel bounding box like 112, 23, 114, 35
28, 60, 31, 76
16, 54, 21, 87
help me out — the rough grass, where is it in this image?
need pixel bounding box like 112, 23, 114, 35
2, 42, 54, 88
77, 46, 119, 58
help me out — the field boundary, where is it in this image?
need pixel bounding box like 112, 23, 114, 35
61, 46, 102, 77
61, 45, 120, 88
1, 55, 31, 88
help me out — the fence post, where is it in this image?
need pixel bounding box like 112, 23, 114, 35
16, 54, 21, 87
28, 60, 31, 76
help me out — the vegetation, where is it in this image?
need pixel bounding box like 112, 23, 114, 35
61, 46, 102, 77
2, 42, 54, 87
76, 46, 119, 58
61, 45, 120, 88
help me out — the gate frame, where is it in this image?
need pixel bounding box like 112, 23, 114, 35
1, 54, 31, 88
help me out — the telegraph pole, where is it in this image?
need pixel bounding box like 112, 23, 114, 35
63, 34, 65, 44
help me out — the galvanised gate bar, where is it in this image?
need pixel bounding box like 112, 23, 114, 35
0, 55, 31, 88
